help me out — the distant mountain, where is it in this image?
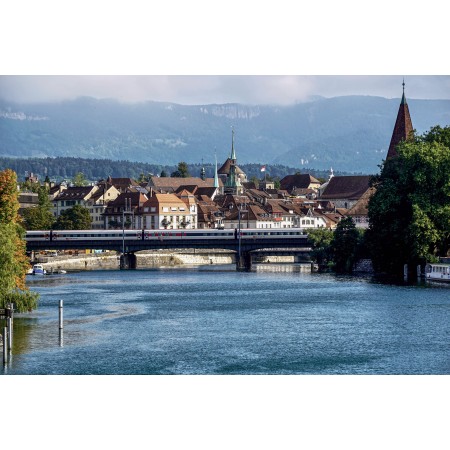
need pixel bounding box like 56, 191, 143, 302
1, 96, 449, 173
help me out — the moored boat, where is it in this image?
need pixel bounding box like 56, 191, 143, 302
32, 264, 47, 275
425, 263, 450, 282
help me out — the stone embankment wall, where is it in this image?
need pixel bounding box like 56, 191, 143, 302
353, 259, 374, 273
35, 249, 235, 271
36, 252, 120, 271
137, 249, 234, 267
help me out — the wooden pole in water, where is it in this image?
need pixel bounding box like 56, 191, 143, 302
2, 327, 7, 364
7, 317, 12, 351
6, 304, 13, 350
59, 300, 63, 330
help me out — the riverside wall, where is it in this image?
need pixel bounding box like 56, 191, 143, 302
34, 249, 235, 271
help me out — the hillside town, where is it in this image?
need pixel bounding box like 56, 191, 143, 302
17, 85, 412, 234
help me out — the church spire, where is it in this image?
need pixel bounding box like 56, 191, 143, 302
230, 127, 236, 161
386, 80, 414, 159
214, 151, 219, 188
401, 78, 406, 105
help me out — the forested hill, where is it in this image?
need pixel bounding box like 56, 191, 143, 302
1, 96, 449, 173
0, 156, 354, 183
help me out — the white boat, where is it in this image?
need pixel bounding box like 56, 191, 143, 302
32, 264, 47, 275
425, 263, 450, 282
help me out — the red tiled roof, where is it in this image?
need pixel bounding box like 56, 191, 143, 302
320, 176, 371, 200
280, 174, 321, 191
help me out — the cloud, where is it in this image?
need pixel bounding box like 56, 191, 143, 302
1, 75, 449, 105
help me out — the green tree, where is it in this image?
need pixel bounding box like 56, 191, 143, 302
21, 186, 55, 230
171, 161, 190, 178
160, 170, 168, 177
332, 217, 360, 273
367, 126, 450, 277
249, 176, 260, 188
72, 172, 89, 186
53, 204, 92, 230
0, 169, 39, 312
137, 172, 152, 183
308, 228, 334, 269
20, 179, 41, 193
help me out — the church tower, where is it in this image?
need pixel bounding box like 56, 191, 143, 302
218, 128, 247, 190
386, 80, 414, 160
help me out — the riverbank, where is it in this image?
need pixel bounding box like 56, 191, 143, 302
32, 249, 237, 271
30, 249, 306, 271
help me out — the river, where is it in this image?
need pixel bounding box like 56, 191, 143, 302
3, 264, 450, 375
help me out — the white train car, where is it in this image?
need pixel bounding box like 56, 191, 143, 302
25, 228, 309, 243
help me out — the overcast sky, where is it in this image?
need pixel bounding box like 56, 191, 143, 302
1, 75, 449, 105
2, 3, 449, 106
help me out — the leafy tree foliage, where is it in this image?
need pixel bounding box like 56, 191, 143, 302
367, 126, 450, 276
21, 186, 55, 230
19, 180, 41, 193
72, 172, 89, 186
308, 228, 334, 268
0, 169, 39, 311
332, 217, 360, 273
53, 204, 92, 230
171, 161, 190, 178
0, 156, 354, 185
137, 173, 152, 183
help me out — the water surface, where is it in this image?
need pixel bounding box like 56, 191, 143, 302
4, 265, 450, 374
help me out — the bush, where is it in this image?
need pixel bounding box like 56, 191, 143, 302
0, 289, 39, 313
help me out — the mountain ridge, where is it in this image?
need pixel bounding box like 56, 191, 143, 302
1, 96, 449, 173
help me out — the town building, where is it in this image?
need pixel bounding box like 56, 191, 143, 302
147, 176, 216, 194
52, 185, 99, 218
280, 173, 321, 194
318, 175, 372, 210
345, 187, 375, 229
102, 176, 141, 193
18, 192, 39, 214
197, 198, 224, 229
103, 192, 148, 229
139, 193, 197, 229
85, 185, 120, 229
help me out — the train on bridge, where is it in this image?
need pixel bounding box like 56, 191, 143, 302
25, 228, 309, 243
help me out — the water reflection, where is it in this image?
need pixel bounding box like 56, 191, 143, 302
254, 263, 312, 273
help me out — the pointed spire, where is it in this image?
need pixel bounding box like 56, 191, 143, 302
214, 151, 219, 188
329, 167, 334, 180
230, 127, 236, 161
386, 80, 414, 159
401, 78, 406, 105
